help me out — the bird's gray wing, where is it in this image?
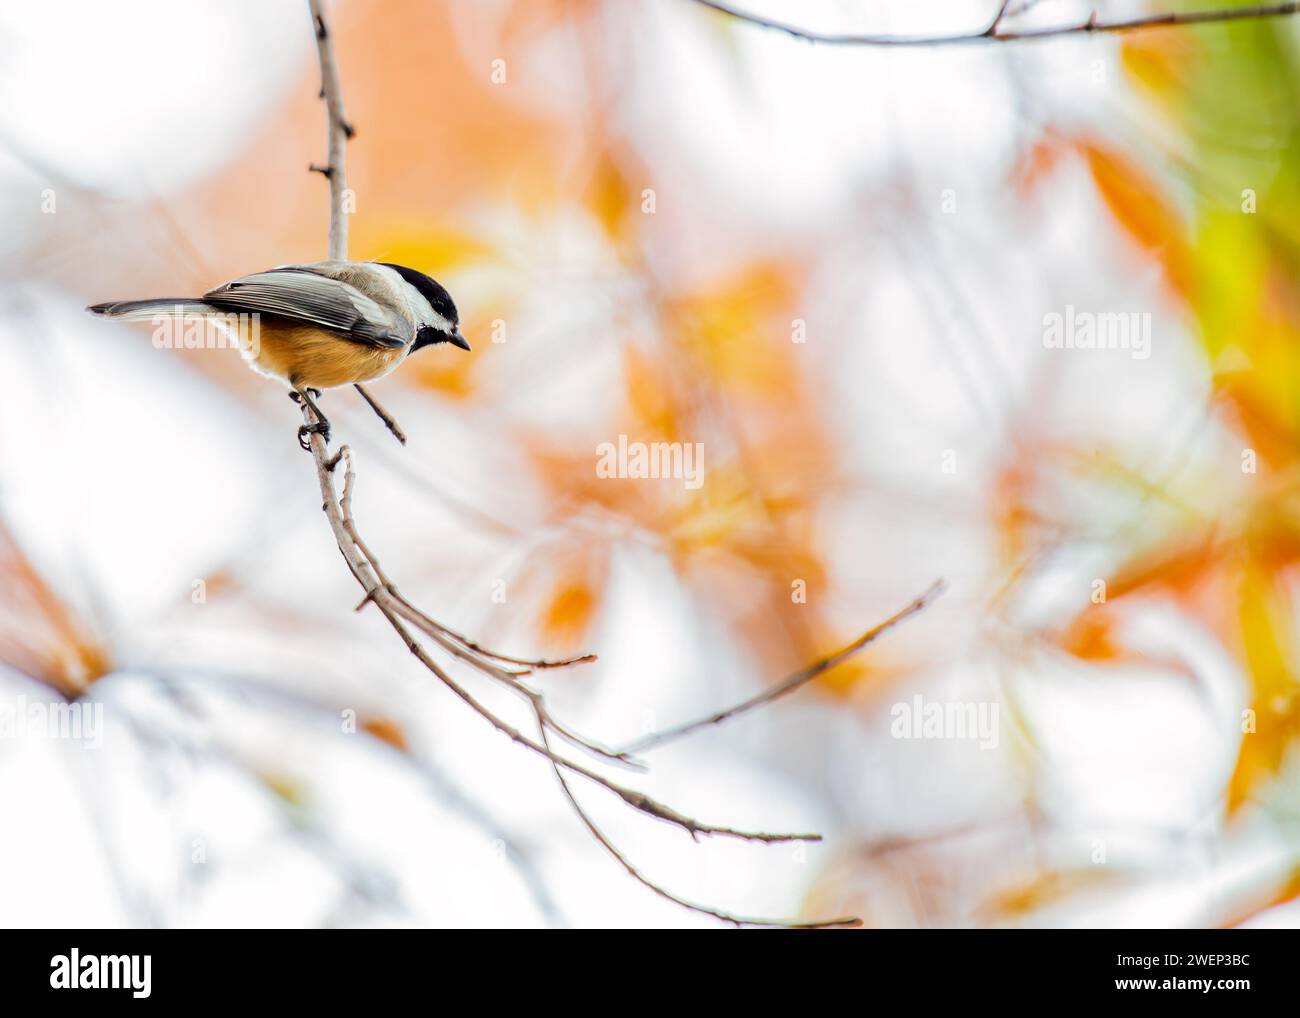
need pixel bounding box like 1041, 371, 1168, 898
202, 268, 410, 348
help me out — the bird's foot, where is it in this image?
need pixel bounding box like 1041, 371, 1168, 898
298, 420, 331, 451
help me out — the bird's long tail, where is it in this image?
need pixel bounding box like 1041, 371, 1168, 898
87, 298, 220, 321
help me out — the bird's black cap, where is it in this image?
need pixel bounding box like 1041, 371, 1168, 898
375, 262, 459, 325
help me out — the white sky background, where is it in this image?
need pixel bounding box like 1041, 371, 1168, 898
0, 0, 1296, 928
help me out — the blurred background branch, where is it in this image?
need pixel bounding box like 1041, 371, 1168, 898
691, 0, 1300, 45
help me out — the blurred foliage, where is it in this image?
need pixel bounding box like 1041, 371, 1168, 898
1110, 20, 1300, 813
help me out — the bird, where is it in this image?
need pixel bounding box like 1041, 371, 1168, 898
87, 260, 471, 448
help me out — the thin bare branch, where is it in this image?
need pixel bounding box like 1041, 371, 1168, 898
306, 0, 404, 442
327, 451, 641, 770
986, 0, 1015, 37
623, 579, 946, 754
306, 435, 822, 846
402, 606, 598, 673
306, 0, 351, 261
691, 0, 1300, 47
536, 721, 861, 929
390, 595, 641, 768
354, 382, 407, 445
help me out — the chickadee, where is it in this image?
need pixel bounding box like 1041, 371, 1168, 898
88, 260, 470, 447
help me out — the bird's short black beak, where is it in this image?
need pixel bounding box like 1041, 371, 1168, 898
449, 329, 471, 351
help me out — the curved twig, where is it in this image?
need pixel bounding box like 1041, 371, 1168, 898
536, 721, 861, 929
623, 579, 947, 754
307, 441, 821, 846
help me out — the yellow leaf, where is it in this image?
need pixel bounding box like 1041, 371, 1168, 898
1229, 566, 1300, 810
669, 262, 803, 397
586, 152, 634, 242
1121, 32, 1197, 110
370, 227, 494, 275
258, 771, 306, 807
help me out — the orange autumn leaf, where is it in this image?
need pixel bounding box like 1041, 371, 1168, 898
1216, 382, 1297, 471
532, 544, 608, 653
1057, 607, 1197, 678
586, 150, 636, 242
1079, 139, 1193, 299
1059, 609, 1126, 663
198, 569, 239, 601
1106, 530, 1223, 601
623, 342, 680, 440
361, 716, 409, 753
978, 869, 1122, 922
1222, 865, 1300, 927
540, 581, 597, 651
0, 520, 110, 698
1011, 131, 1069, 197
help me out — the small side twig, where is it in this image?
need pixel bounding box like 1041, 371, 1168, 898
622, 579, 947, 754
985, 0, 1014, 37
331, 453, 641, 771
309, 439, 820, 847
353, 382, 407, 445
535, 721, 861, 929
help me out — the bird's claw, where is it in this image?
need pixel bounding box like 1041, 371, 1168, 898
298, 420, 331, 451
